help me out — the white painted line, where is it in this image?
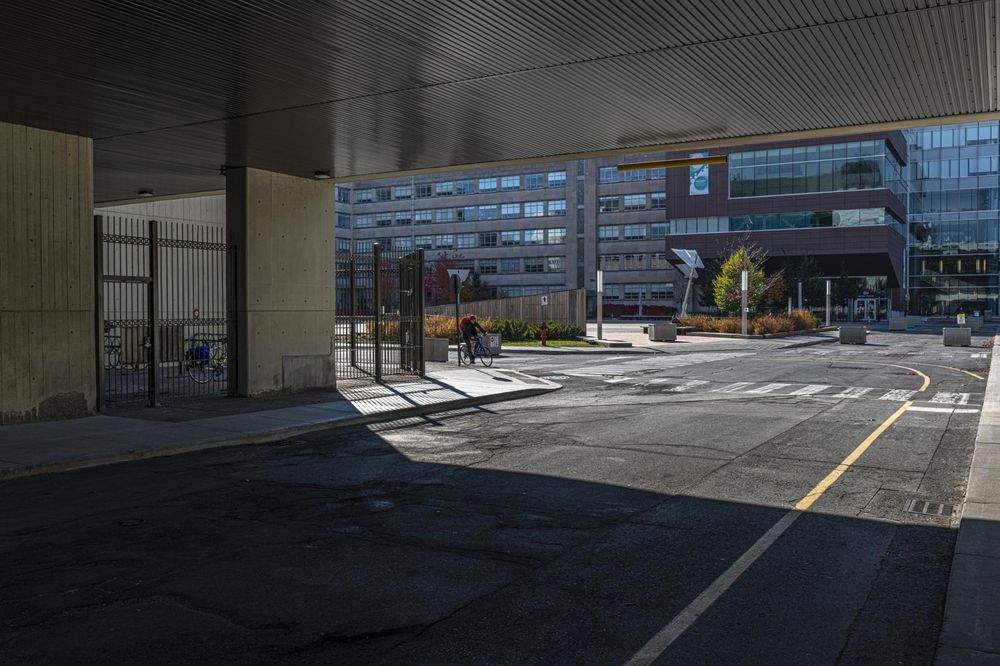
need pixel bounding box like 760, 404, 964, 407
713, 382, 753, 393
790, 384, 830, 396
879, 389, 917, 401
746, 383, 790, 394
626, 510, 802, 665
670, 380, 709, 392
908, 406, 956, 414
931, 392, 970, 405
954, 408, 981, 414
833, 387, 873, 398
647, 378, 674, 384
604, 377, 632, 384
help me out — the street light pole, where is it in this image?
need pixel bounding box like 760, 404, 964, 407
825, 279, 831, 327
741, 270, 748, 336
596, 270, 604, 341
797, 281, 803, 311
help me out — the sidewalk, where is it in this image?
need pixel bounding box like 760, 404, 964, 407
500, 332, 837, 355
0, 366, 559, 481
938, 336, 1000, 664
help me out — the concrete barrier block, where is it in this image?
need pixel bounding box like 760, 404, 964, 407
888, 318, 907, 331
648, 323, 677, 342
944, 328, 972, 347
839, 325, 866, 344
424, 337, 449, 362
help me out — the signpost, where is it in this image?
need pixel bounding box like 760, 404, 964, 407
740, 270, 748, 336
447, 268, 470, 365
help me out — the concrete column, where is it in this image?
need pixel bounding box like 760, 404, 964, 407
227, 168, 335, 395
0, 121, 95, 423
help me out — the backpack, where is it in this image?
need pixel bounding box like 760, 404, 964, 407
185, 343, 210, 363
459, 316, 472, 333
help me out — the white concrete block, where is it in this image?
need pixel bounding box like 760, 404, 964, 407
839, 325, 866, 344
944, 328, 972, 347
648, 323, 677, 342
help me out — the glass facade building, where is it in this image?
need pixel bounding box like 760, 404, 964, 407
907, 122, 1000, 315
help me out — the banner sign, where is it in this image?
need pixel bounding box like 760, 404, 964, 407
688, 152, 709, 196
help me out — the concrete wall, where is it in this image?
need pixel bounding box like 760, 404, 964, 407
227, 169, 335, 395
0, 121, 94, 423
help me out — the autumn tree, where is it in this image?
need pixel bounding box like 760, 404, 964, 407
712, 246, 782, 314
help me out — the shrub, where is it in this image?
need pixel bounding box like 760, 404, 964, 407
790, 310, 820, 330
680, 312, 820, 335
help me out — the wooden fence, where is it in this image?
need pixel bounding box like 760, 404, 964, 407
425, 288, 586, 327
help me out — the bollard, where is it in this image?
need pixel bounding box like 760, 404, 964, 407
943, 328, 972, 347
648, 323, 677, 342
839, 325, 866, 345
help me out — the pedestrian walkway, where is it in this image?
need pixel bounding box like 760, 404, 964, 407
0, 367, 560, 481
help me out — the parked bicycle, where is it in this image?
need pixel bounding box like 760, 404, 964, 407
458, 335, 494, 367
184, 336, 227, 384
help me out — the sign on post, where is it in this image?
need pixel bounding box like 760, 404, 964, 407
540, 295, 549, 306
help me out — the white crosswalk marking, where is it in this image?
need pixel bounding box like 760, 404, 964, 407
603, 377, 631, 384
746, 383, 790, 394
930, 392, 970, 405
714, 382, 753, 393
670, 380, 709, 392
790, 384, 830, 396
879, 389, 917, 401
647, 378, 674, 384
833, 387, 873, 398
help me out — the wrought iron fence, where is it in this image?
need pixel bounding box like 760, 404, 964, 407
335, 244, 424, 382
96, 214, 230, 407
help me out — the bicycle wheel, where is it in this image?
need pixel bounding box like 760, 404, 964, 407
458, 345, 473, 365
186, 360, 211, 384
476, 345, 493, 367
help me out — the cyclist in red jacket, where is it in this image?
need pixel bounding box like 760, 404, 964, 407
459, 315, 487, 362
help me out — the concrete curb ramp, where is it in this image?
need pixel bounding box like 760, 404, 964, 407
937, 337, 1000, 664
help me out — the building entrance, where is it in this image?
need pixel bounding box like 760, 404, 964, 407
853, 298, 886, 322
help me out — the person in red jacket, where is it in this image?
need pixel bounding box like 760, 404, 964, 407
459, 314, 487, 362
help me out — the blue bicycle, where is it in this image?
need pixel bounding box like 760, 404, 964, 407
459, 335, 494, 367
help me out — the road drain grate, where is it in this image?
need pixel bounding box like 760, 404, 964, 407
904, 498, 954, 516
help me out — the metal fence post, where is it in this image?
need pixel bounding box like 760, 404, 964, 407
417, 249, 425, 377
93, 215, 105, 413
373, 243, 383, 383
349, 257, 357, 369
148, 219, 160, 407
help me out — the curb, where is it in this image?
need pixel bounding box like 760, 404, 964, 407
499, 346, 657, 355
0, 385, 559, 483
780, 336, 838, 350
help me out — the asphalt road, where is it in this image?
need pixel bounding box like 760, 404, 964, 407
0, 331, 992, 664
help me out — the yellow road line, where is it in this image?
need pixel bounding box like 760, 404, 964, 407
914, 363, 986, 382
883, 364, 930, 392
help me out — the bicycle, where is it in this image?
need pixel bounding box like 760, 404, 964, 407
459, 335, 493, 367
184, 336, 227, 384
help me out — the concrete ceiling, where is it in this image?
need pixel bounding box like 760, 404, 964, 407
1, 0, 998, 202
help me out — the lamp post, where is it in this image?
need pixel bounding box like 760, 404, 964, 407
596, 270, 604, 340
825, 279, 831, 327
741, 270, 748, 336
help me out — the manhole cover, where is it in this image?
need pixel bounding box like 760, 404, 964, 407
903, 498, 954, 517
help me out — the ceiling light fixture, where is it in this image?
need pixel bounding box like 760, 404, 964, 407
138, 189, 154, 197
313, 170, 332, 180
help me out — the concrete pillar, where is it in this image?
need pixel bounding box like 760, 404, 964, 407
226, 168, 335, 395
0, 121, 95, 422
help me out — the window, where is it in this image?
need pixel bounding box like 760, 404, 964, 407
524, 229, 545, 245
393, 185, 412, 200
624, 194, 646, 211
650, 253, 669, 269
547, 227, 567, 244
603, 284, 621, 299
600, 255, 622, 271
524, 201, 545, 217
624, 253, 646, 270
599, 196, 620, 213
414, 210, 433, 224
499, 286, 522, 297
547, 257, 565, 272
526, 173, 545, 190
376, 187, 392, 202
479, 232, 497, 247
599, 166, 618, 184
376, 213, 393, 227
479, 259, 497, 274
355, 189, 373, 203
651, 222, 668, 239
523, 286, 546, 296
524, 257, 545, 273
501, 231, 521, 246
478, 177, 497, 193
355, 239, 373, 252
355, 214, 373, 228
479, 204, 498, 220
436, 234, 454, 249
435, 181, 453, 196
336, 212, 351, 229
624, 224, 647, 240
548, 200, 566, 216
547, 171, 567, 187
623, 284, 647, 300
336, 187, 351, 204
457, 206, 476, 222
455, 179, 475, 195
623, 169, 646, 182
435, 208, 455, 223
336, 238, 351, 253
650, 167, 666, 179
650, 192, 666, 209
501, 258, 520, 273
415, 183, 433, 198
650, 283, 674, 299
599, 225, 620, 240
501, 175, 520, 191
394, 237, 413, 251
394, 211, 412, 226
414, 235, 432, 249
457, 233, 476, 249
501, 203, 521, 219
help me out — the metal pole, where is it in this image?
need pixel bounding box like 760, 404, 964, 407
417, 249, 425, 377
373, 243, 382, 383
93, 215, 105, 413
787, 296, 792, 316
349, 258, 357, 368
680, 269, 695, 318
454, 275, 461, 366
797, 281, 803, 311
596, 269, 603, 340
148, 219, 160, 407
825, 279, 831, 327
740, 270, 748, 336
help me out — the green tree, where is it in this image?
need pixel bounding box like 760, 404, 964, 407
712, 247, 768, 314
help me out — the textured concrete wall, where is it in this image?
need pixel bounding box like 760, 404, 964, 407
0, 121, 94, 423
227, 168, 335, 395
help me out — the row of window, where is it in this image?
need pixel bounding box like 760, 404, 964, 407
668, 208, 900, 235
601, 283, 675, 300
354, 228, 567, 252
908, 123, 1000, 151
598, 165, 667, 184
912, 157, 1000, 180
353, 200, 567, 227
598, 222, 669, 241
729, 158, 889, 198
352, 172, 567, 203
598, 192, 666, 213
729, 140, 890, 168
599, 253, 672, 271
475, 257, 566, 274
909, 187, 1000, 214
909, 217, 1000, 252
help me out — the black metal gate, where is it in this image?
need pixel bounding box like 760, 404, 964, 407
95, 214, 230, 407
335, 244, 424, 383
